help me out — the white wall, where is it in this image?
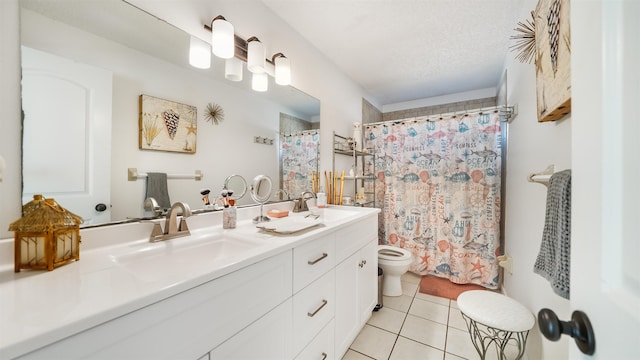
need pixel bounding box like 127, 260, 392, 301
501, 0, 571, 358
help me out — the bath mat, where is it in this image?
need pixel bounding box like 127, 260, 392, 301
419, 275, 487, 301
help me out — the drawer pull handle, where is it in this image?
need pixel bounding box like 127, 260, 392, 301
321, 352, 327, 360
307, 299, 328, 317
308, 252, 328, 265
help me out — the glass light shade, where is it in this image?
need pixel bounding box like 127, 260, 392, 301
247, 40, 266, 73
274, 56, 291, 85
252, 72, 268, 92
189, 36, 211, 69
211, 18, 234, 59
225, 57, 243, 81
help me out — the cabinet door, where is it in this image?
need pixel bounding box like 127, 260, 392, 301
358, 240, 378, 322
334, 251, 360, 358
210, 298, 292, 360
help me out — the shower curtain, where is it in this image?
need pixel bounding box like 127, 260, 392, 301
280, 131, 319, 199
365, 113, 502, 288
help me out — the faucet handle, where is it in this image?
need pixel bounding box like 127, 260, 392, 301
178, 218, 190, 233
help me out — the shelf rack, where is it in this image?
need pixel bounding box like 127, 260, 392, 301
332, 132, 375, 207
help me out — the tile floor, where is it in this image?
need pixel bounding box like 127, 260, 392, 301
341, 272, 524, 360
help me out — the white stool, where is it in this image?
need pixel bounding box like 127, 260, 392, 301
457, 290, 534, 360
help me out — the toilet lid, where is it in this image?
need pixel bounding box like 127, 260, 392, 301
378, 245, 412, 261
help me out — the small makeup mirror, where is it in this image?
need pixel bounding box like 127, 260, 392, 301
223, 174, 248, 200
250, 174, 272, 223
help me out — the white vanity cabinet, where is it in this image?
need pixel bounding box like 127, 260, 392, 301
334, 216, 378, 359
4, 208, 380, 360
16, 251, 293, 360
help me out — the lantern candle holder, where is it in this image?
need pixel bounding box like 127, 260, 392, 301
9, 195, 83, 272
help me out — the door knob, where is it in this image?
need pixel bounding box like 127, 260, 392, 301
95, 203, 108, 212
538, 308, 595, 355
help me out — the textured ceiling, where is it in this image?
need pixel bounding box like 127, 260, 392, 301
261, 0, 522, 105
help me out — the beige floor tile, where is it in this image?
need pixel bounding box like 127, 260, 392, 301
447, 307, 468, 331
367, 306, 407, 334
401, 280, 419, 297
409, 297, 450, 325
415, 292, 452, 306
444, 352, 467, 359
350, 324, 397, 360
382, 294, 413, 313
401, 272, 422, 284
399, 314, 448, 350
390, 336, 445, 360
444, 326, 479, 360
341, 349, 375, 360
450, 300, 459, 309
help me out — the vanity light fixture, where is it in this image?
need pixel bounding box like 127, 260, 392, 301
189, 35, 211, 69
201, 18, 292, 91
246, 37, 266, 73
252, 72, 268, 92
271, 53, 291, 86
225, 57, 243, 81
211, 15, 234, 59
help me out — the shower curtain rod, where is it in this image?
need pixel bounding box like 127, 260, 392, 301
365, 105, 515, 127
282, 129, 318, 137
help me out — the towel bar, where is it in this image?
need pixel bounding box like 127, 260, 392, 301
528, 164, 555, 186
128, 168, 203, 181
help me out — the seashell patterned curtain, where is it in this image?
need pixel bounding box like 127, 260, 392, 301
365, 113, 502, 289
280, 131, 319, 199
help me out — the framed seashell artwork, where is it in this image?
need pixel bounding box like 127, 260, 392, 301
534, 0, 571, 122
138, 94, 197, 153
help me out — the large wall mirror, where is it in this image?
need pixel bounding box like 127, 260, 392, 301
19, 0, 320, 226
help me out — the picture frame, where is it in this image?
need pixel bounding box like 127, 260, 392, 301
534, 0, 571, 122
138, 94, 197, 153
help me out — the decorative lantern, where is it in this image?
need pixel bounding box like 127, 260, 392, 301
9, 195, 83, 272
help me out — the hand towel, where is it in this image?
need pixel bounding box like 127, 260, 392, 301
145, 172, 171, 211
534, 169, 571, 299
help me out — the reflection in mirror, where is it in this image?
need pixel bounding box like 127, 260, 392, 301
19, 0, 320, 227
279, 114, 320, 200
223, 174, 248, 201
250, 175, 273, 223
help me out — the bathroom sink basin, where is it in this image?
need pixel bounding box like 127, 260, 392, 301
109, 233, 265, 282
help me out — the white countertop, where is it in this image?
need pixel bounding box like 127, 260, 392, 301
0, 205, 379, 359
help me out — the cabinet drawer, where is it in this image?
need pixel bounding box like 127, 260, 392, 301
293, 269, 335, 356
293, 234, 335, 293
335, 216, 377, 262
294, 319, 334, 360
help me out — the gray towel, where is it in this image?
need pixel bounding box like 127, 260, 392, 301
534, 169, 571, 299
145, 172, 171, 210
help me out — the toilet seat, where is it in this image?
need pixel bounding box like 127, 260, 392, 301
378, 245, 412, 261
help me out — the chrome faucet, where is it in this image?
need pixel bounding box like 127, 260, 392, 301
149, 202, 192, 242
293, 191, 316, 213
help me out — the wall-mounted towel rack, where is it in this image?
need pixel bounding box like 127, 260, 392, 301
128, 168, 203, 181
528, 164, 555, 186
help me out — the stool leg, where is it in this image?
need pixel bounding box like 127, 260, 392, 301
461, 313, 490, 359
461, 313, 530, 360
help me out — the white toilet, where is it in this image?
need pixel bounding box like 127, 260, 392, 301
378, 245, 413, 296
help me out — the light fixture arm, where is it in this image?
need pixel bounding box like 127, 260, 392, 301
210, 15, 227, 26
269, 52, 287, 65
